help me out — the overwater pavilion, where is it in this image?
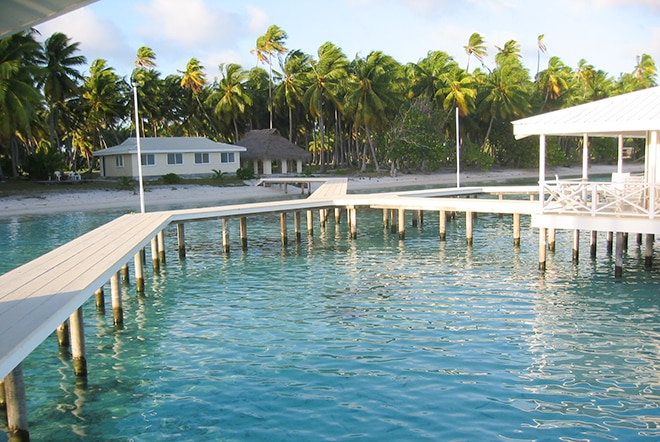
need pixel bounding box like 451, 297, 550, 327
512, 86, 660, 272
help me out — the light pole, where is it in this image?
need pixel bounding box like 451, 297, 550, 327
456, 106, 461, 188
132, 81, 146, 213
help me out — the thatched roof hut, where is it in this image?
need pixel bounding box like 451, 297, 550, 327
237, 129, 311, 175
237, 129, 311, 161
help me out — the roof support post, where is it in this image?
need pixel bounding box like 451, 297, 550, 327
539, 134, 546, 213
582, 133, 589, 181
617, 134, 624, 174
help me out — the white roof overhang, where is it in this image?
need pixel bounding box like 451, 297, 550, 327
0, 0, 98, 39
512, 86, 660, 140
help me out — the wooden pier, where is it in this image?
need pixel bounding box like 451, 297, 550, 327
0, 177, 655, 440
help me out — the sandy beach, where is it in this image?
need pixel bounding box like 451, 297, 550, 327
0, 164, 642, 218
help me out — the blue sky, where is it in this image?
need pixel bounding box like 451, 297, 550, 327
36, 0, 660, 82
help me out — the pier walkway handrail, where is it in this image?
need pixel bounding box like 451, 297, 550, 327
543, 180, 659, 218
0, 178, 540, 381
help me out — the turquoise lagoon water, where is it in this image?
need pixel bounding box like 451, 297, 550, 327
1, 203, 659, 441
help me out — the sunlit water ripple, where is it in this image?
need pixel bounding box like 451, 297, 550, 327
0, 206, 659, 441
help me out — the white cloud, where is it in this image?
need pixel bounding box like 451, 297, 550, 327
246, 5, 269, 34
136, 0, 236, 48
37, 7, 128, 67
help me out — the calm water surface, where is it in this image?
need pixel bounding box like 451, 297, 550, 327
0, 204, 659, 441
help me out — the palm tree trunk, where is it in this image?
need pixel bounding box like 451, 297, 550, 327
365, 125, 380, 172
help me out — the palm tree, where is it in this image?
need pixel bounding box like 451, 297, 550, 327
274, 49, 311, 141
132, 48, 163, 136
464, 32, 487, 72
408, 50, 456, 101
477, 57, 531, 156
252, 24, 288, 128
0, 30, 43, 178
39, 32, 86, 155
536, 56, 570, 111
179, 57, 217, 136
134, 46, 157, 69
440, 66, 476, 117
80, 58, 127, 150
303, 41, 348, 172
494, 40, 521, 66
206, 63, 252, 142
345, 51, 404, 172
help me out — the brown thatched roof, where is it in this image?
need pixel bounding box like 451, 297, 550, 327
237, 129, 311, 161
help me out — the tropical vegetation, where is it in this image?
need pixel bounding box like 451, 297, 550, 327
0, 28, 656, 180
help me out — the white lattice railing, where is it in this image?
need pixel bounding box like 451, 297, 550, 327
543, 180, 659, 218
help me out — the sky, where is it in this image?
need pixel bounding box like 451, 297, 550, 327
36, 0, 660, 82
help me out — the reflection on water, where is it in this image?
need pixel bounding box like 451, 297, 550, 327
0, 208, 659, 441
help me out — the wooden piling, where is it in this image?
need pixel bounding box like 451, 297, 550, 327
466, 211, 473, 246
334, 207, 342, 224
306, 210, 314, 236
637, 233, 643, 246
513, 213, 521, 247
5, 363, 29, 441
418, 210, 424, 225
69, 306, 87, 377
606, 231, 614, 254
319, 209, 326, 228
398, 209, 406, 240
548, 228, 556, 252
150, 237, 159, 272
538, 227, 547, 271
383, 209, 389, 228
158, 230, 166, 265
572, 229, 580, 262
95, 287, 105, 312
645, 234, 654, 270
176, 223, 186, 259
349, 207, 358, 240
411, 210, 418, 228
590, 231, 598, 258
615, 232, 624, 277
121, 263, 130, 284
56, 320, 70, 348
439, 210, 447, 241
623, 232, 629, 250
390, 209, 397, 234
240, 217, 248, 250
111, 271, 123, 325
294, 211, 302, 242
0, 380, 5, 409
133, 252, 145, 293
280, 212, 288, 246
222, 218, 230, 254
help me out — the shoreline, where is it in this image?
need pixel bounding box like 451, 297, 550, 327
0, 164, 643, 218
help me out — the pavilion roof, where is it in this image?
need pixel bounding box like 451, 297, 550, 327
512, 86, 660, 139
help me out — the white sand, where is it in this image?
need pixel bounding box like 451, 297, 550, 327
0, 164, 642, 218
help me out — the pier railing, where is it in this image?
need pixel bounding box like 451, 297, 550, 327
543, 180, 659, 218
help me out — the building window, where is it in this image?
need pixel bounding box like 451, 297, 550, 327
167, 153, 183, 165
194, 152, 210, 164
141, 154, 155, 166
115, 155, 124, 167
221, 152, 235, 163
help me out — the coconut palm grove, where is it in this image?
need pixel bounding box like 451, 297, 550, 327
0, 26, 657, 180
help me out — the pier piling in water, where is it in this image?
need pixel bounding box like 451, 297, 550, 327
439, 210, 447, 240
615, 232, 625, 278
645, 234, 654, 270
513, 213, 521, 247
134, 252, 145, 293
572, 230, 580, 262
69, 307, 87, 377
222, 219, 230, 254
95, 287, 105, 312
280, 213, 288, 246
111, 272, 123, 325
240, 217, 248, 250
150, 237, 159, 272
398, 209, 405, 240
306, 210, 314, 236
4, 363, 29, 441
539, 227, 547, 271
294, 211, 302, 242
466, 211, 473, 245
56, 320, 70, 348
177, 224, 186, 258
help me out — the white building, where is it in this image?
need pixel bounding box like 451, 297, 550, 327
93, 137, 246, 178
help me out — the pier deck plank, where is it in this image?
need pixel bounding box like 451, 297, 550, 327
0, 212, 171, 380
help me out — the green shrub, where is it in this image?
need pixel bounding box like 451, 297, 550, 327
117, 176, 135, 190
162, 173, 181, 184
235, 167, 255, 180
